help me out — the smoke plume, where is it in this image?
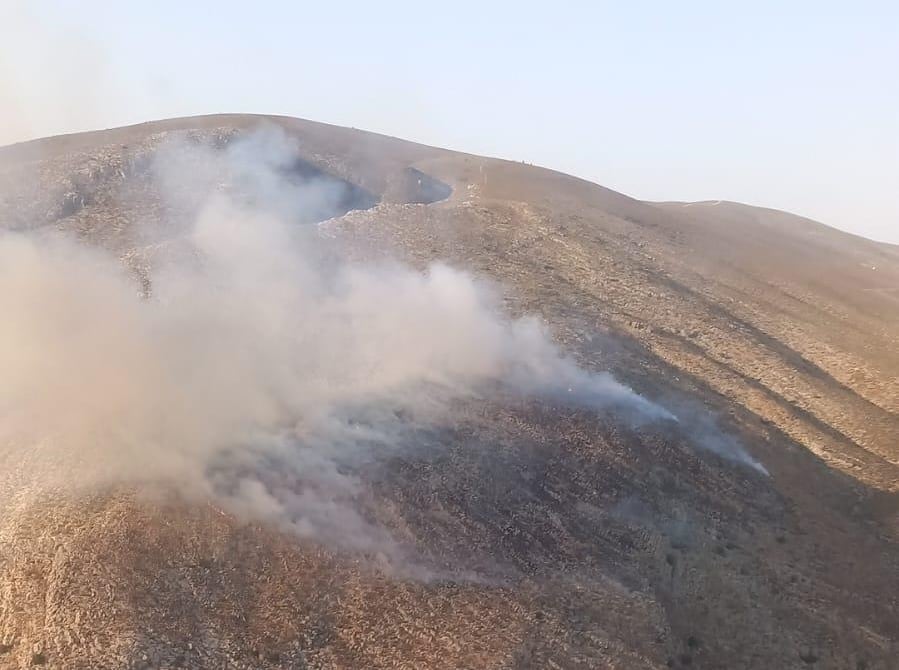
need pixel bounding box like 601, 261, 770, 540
0, 128, 752, 563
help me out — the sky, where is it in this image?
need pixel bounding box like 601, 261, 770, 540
1, 1, 897, 243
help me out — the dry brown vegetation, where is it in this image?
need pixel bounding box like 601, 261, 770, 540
0, 115, 896, 669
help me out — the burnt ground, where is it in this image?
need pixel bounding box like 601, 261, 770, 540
0, 115, 896, 669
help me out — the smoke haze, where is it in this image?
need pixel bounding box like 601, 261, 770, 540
0, 128, 695, 561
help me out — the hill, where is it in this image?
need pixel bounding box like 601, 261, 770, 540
0, 115, 896, 669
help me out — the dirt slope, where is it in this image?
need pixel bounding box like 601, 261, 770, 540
0, 115, 896, 669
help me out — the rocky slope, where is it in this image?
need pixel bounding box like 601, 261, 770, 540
0, 115, 896, 669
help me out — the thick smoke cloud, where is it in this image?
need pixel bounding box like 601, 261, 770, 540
0, 128, 758, 563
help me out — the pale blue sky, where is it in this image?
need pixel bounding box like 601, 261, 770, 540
2, 1, 897, 242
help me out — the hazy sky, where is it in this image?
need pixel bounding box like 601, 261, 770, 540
2, 1, 897, 242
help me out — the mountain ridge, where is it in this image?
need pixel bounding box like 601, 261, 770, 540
5, 113, 894, 252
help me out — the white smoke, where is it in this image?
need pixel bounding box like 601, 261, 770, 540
0, 128, 688, 561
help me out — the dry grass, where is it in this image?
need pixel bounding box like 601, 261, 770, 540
0, 117, 896, 669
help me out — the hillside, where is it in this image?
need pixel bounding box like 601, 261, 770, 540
0, 115, 896, 669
